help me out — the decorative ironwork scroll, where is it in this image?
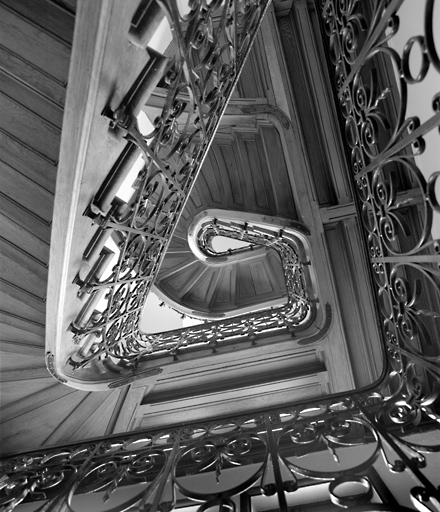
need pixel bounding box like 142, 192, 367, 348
66, 0, 282, 378
319, 0, 440, 447
1, 394, 439, 511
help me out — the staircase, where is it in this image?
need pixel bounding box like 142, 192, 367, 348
154, 126, 298, 319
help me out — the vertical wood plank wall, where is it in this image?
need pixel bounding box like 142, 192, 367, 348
0, 0, 123, 456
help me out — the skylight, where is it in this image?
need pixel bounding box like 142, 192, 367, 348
210, 235, 252, 253
140, 291, 202, 334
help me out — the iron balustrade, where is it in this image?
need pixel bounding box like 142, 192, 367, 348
319, 0, 440, 467
1, 393, 439, 511
70, 213, 320, 387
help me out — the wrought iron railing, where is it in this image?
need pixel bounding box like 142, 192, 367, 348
319, 0, 440, 441
56, 0, 331, 390
136, 217, 315, 343
188, 214, 312, 318
1, 391, 439, 511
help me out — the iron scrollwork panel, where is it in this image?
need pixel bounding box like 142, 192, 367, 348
319, 0, 440, 448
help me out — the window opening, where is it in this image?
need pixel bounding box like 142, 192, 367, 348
140, 291, 203, 334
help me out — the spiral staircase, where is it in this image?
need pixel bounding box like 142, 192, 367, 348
153, 125, 298, 320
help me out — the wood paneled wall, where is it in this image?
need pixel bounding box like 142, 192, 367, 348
0, 0, 123, 456
0, 0, 70, 384
188, 125, 297, 220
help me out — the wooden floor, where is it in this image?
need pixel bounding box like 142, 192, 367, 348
0, 0, 124, 457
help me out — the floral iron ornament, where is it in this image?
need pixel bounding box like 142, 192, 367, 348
1, 394, 440, 511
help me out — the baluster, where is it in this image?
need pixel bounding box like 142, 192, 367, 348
88, 144, 142, 217
264, 414, 289, 512
71, 288, 106, 332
